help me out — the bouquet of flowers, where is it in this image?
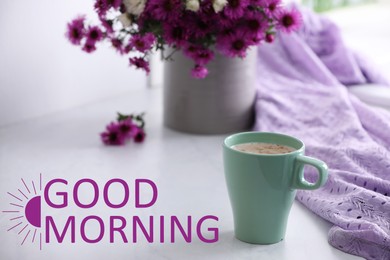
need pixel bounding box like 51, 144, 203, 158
67, 0, 301, 78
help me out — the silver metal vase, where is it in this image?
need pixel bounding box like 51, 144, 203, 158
163, 47, 257, 134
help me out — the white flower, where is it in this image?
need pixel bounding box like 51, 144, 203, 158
186, 0, 200, 12
212, 0, 228, 13
123, 0, 147, 16
118, 13, 132, 27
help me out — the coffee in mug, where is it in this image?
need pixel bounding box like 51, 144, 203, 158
231, 142, 295, 155
223, 132, 328, 244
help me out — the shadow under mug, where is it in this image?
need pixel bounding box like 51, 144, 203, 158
223, 132, 328, 244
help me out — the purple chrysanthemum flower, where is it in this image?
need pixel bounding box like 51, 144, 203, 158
118, 118, 138, 138
100, 18, 114, 34
247, 34, 263, 45
218, 26, 235, 39
129, 57, 150, 74
82, 41, 97, 53
123, 43, 132, 54
217, 10, 235, 28
129, 33, 155, 53
147, 0, 183, 22
105, 0, 122, 9
66, 16, 86, 45
186, 5, 217, 39
163, 24, 188, 47
223, 0, 249, 20
134, 128, 146, 143
242, 11, 267, 44
86, 26, 104, 44
217, 30, 249, 58
100, 122, 126, 145
94, 0, 109, 17
277, 7, 302, 33
193, 48, 215, 66
236, 11, 269, 45
111, 38, 125, 54
249, 0, 260, 5
262, 0, 281, 18
191, 64, 208, 79
184, 45, 214, 65
186, 14, 211, 40
183, 44, 199, 58
94, 0, 121, 18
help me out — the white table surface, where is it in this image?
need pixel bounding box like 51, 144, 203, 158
0, 87, 362, 260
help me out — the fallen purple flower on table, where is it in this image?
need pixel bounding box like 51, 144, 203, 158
134, 128, 146, 143
118, 118, 138, 138
100, 122, 126, 145
101, 112, 146, 146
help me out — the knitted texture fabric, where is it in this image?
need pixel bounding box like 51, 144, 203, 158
254, 7, 390, 260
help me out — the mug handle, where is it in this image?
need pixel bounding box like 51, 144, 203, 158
291, 155, 328, 190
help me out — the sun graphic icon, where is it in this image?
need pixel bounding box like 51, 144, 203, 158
2, 174, 43, 250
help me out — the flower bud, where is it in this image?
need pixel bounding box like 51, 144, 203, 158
118, 13, 132, 27
123, 0, 146, 16
186, 0, 200, 12
212, 0, 228, 13
265, 33, 275, 43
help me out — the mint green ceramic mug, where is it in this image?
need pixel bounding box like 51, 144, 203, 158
223, 132, 328, 244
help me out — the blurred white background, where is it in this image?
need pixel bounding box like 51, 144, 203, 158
324, 0, 390, 71
0, 0, 389, 127
0, 0, 146, 127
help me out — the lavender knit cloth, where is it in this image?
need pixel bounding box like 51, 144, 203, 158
254, 7, 390, 260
